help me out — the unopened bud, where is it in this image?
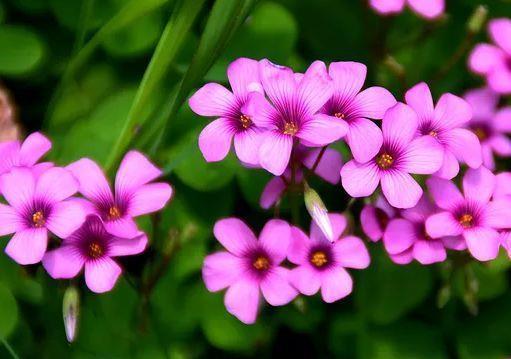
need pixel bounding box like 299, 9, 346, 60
63, 286, 80, 343
304, 182, 333, 242
467, 5, 488, 34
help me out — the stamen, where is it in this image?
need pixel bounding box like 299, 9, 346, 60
376, 153, 394, 169
310, 251, 328, 267
32, 211, 45, 228
334, 112, 345, 119
239, 114, 252, 129
87, 242, 104, 259
107, 206, 121, 220
459, 213, 474, 228
429, 130, 437, 137
473, 127, 487, 141
253, 256, 270, 271
283, 122, 298, 135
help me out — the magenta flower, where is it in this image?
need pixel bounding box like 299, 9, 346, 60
360, 195, 396, 242
67, 151, 173, 237
0, 167, 86, 264
189, 58, 264, 165
463, 87, 511, 170
319, 61, 396, 162
0, 132, 52, 175
341, 103, 444, 208
426, 167, 511, 261
383, 195, 450, 265
500, 231, 511, 259
42, 215, 147, 293
405, 82, 480, 179
202, 218, 297, 324
288, 213, 370, 303
245, 59, 348, 176
494, 172, 511, 199
468, 18, 511, 94
369, 0, 444, 20
260, 146, 342, 209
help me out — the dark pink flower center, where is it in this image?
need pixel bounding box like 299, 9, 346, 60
252, 256, 270, 271
308, 244, 333, 270
239, 114, 252, 129
470, 124, 491, 142
282, 122, 299, 135
87, 242, 105, 259
453, 201, 483, 229
32, 211, 45, 228
247, 248, 272, 278
74, 216, 113, 260
23, 200, 53, 229
375, 208, 389, 229
376, 152, 394, 169
310, 250, 328, 267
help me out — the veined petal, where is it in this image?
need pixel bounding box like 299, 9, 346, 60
202, 251, 244, 292
383, 218, 416, 255
259, 131, 293, 176
320, 267, 353, 303
346, 117, 383, 163
297, 60, 334, 115
442, 128, 482, 169
224, 278, 260, 324
35, 167, 78, 203
234, 127, 264, 166
259, 219, 291, 264
105, 216, 139, 238
108, 233, 148, 257
405, 82, 434, 126
198, 118, 235, 162
328, 61, 367, 102
260, 267, 297, 306
0, 168, 35, 210
333, 236, 370, 269
84, 257, 122, 293
434, 149, 460, 180
66, 158, 113, 204
242, 92, 278, 129
426, 176, 463, 210
426, 212, 463, 238
433, 93, 472, 130
0, 141, 20, 175
5, 228, 47, 265
128, 182, 173, 217
289, 266, 321, 296
227, 57, 263, 98
42, 246, 85, 279
0, 203, 23, 235
18, 132, 51, 167
188, 83, 235, 117
115, 151, 162, 197
287, 226, 310, 265
463, 166, 495, 203
259, 59, 296, 108
352, 86, 396, 119
412, 239, 446, 265
484, 198, 511, 229
311, 213, 347, 243
297, 114, 348, 146
214, 218, 257, 256
400, 135, 444, 174
382, 103, 419, 148
464, 227, 500, 261
340, 160, 380, 198
46, 200, 87, 239
380, 171, 422, 209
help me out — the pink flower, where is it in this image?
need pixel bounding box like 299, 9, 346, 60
288, 213, 370, 303
405, 82, 480, 179
189, 58, 265, 165
494, 172, 511, 199
0, 167, 86, 264
463, 88, 511, 170
360, 195, 396, 242
0, 132, 52, 175
42, 215, 147, 293
67, 151, 173, 237
245, 59, 348, 175
259, 146, 342, 209
202, 218, 297, 324
341, 103, 444, 208
468, 18, 511, 94
500, 231, 511, 258
426, 167, 511, 261
319, 61, 396, 162
383, 195, 451, 265
369, 0, 444, 20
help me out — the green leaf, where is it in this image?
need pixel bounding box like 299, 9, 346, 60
0, 283, 18, 339
0, 25, 45, 76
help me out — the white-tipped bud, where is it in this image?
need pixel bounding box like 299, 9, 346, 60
304, 182, 333, 242
63, 286, 80, 343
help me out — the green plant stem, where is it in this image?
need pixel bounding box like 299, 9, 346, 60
1, 338, 19, 359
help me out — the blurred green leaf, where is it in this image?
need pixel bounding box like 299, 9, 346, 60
0, 283, 18, 339
0, 25, 45, 76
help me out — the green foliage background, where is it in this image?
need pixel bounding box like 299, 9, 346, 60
0, 0, 510, 357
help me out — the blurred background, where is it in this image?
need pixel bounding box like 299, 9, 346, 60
0, 0, 510, 357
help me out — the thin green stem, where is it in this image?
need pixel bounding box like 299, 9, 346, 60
1, 338, 19, 359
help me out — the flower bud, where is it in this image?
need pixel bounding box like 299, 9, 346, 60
63, 286, 80, 343
467, 5, 488, 34
304, 182, 333, 242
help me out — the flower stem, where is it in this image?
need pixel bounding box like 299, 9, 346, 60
1, 338, 19, 359
310, 146, 327, 174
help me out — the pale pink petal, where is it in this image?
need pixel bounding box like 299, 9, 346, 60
468, 44, 506, 75
426, 212, 463, 238
35, 167, 78, 203
108, 233, 148, 257
489, 18, 511, 56
188, 83, 235, 117
383, 219, 416, 255
287, 226, 310, 265
360, 205, 384, 241
259, 131, 293, 176
333, 236, 370, 269
115, 151, 162, 196
494, 172, 511, 198
320, 266, 353, 303
128, 182, 172, 217
104, 217, 139, 238
426, 176, 463, 210
18, 132, 51, 166
66, 158, 113, 203
493, 107, 511, 132
214, 218, 257, 256
464, 227, 500, 261
84, 257, 122, 293
328, 61, 367, 101
302, 148, 343, 185
259, 219, 290, 264
463, 166, 495, 203
390, 249, 414, 265
346, 117, 383, 163
5, 228, 47, 265
224, 278, 260, 324
484, 198, 511, 229
487, 65, 511, 94
42, 246, 85, 279
258, 59, 296, 107
311, 213, 347, 243
297, 61, 334, 115
227, 57, 262, 98
202, 251, 244, 292
382, 103, 419, 148
433, 93, 473, 130
0, 203, 23, 235
234, 127, 263, 166
260, 267, 297, 306
408, 0, 444, 19
369, 0, 405, 15
405, 82, 434, 126
352, 87, 397, 119
412, 239, 446, 265
46, 200, 87, 238
259, 177, 286, 209
464, 87, 499, 120
0, 168, 35, 210
400, 135, 443, 174
434, 149, 460, 180
297, 114, 348, 146
488, 135, 511, 156
380, 171, 422, 209
340, 160, 380, 198
289, 266, 321, 296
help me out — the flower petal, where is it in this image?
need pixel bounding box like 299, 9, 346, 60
434, 149, 460, 180
287, 226, 310, 265
198, 118, 235, 162
346, 117, 383, 163
188, 83, 235, 117
289, 266, 321, 296
408, 0, 444, 19
18, 132, 51, 166
333, 236, 370, 269
46, 199, 87, 238
259, 131, 293, 176
464, 87, 499, 120
259, 219, 291, 264
35, 167, 78, 203
369, 0, 405, 14
202, 251, 244, 292
84, 257, 122, 293
259, 59, 296, 108
412, 239, 446, 265
296, 60, 334, 115
433, 93, 472, 130
400, 135, 443, 174
340, 160, 380, 198
108, 233, 148, 257
5, 228, 47, 265
405, 82, 434, 126
302, 148, 343, 184
0, 168, 35, 210
485, 198, 511, 229
390, 249, 414, 265
227, 57, 262, 98
382, 103, 419, 148
468, 44, 506, 75
487, 64, 511, 94
104, 217, 139, 238
383, 219, 416, 255
493, 107, 511, 132
260, 267, 297, 306
311, 213, 347, 243
0, 141, 20, 175
0, 203, 23, 235
463, 166, 495, 203
360, 205, 384, 241
380, 171, 422, 209
426, 176, 463, 210
242, 92, 278, 129
442, 236, 466, 250
234, 127, 264, 166
464, 227, 500, 261
42, 245, 85, 279
128, 182, 172, 217
488, 135, 511, 156
426, 212, 463, 238
328, 61, 367, 102
298, 114, 348, 146
213, 218, 257, 256
224, 278, 260, 324
260, 177, 286, 210
320, 266, 353, 303
494, 172, 511, 198
352, 86, 396, 119
489, 18, 511, 56
115, 151, 162, 196
66, 158, 113, 204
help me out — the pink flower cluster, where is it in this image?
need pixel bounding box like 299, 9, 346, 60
0, 133, 172, 293
369, 0, 444, 20
202, 215, 369, 324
